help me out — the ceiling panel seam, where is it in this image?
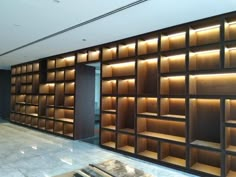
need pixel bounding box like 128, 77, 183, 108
0, 0, 148, 57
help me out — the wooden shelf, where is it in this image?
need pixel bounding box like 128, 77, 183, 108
190, 23, 220, 46
161, 31, 186, 51
65, 69, 75, 81
102, 142, 116, 149
102, 61, 135, 78
160, 98, 185, 119
225, 99, 236, 124
137, 58, 157, 96
137, 97, 158, 116
139, 131, 185, 143
102, 46, 117, 61
190, 148, 221, 176
226, 127, 236, 152
77, 52, 87, 63
163, 156, 186, 167
101, 113, 116, 130
118, 146, 135, 153
65, 82, 75, 94
189, 48, 220, 71
88, 49, 100, 61
64, 123, 73, 137
137, 117, 185, 143
118, 41, 136, 58
138, 36, 158, 55
226, 154, 236, 177
137, 137, 158, 159
47, 59, 55, 69
102, 80, 117, 95
118, 133, 135, 153
160, 142, 186, 167
191, 140, 220, 149
102, 97, 116, 112
118, 79, 135, 95
160, 75, 185, 95
101, 130, 116, 149
39, 83, 55, 94
160, 54, 186, 73
225, 19, 236, 41
118, 97, 135, 132
138, 112, 158, 117
191, 163, 221, 176
227, 171, 236, 177
54, 121, 63, 134
190, 99, 221, 148
225, 47, 236, 69
56, 71, 64, 81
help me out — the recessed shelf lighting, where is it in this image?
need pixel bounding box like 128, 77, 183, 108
121, 43, 136, 48
144, 38, 158, 43
193, 25, 220, 32
110, 61, 135, 67
167, 32, 186, 38
190, 49, 219, 55
227, 21, 236, 25
225, 47, 236, 51
164, 54, 185, 59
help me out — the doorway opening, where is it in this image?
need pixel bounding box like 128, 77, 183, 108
79, 62, 100, 145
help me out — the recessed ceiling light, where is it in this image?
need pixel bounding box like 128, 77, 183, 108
82, 39, 86, 41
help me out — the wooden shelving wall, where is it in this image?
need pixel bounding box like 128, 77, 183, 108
10, 11, 236, 177
10, 55, 76, 138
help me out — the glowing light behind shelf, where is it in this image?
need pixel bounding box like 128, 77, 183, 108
46, 83, 55, 87
142, 38, 158, 44
190, 73, 236, 78
144, 58, 158, 63
191, 98, 220, 104
225, 47, 236, 51
162, 75, 185, 80
227, 21, 236, 25
162, 98, 185, 102
109, 61, 135, 68
166, 32, 186, 38
107, 47, 117, 52
89, 50, 100, 54
123, 79, 135, 83
121, 43, 136, 49
63, 56, 75, 61
162, 54, 185, 60
190, 49, 219, 56
192, 24, 220, 32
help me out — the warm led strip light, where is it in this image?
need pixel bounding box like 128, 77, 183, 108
191, 49, 219, 55
64, 56, 75, 61
227, 21, 236, 25
121, 43, 136, 48
110, 61, 135, 67
193, 24, 220, 32
167, 32, 186, 38
163, 54, 185, 59
145, 38, 158, 43
162, 75, 184, 79
145, 58, 158, 63
225, 47, 236, 51
191, 73, 236, 77
108, 47, 117, 51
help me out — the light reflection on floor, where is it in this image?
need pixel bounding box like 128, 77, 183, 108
0, 119, 198, 177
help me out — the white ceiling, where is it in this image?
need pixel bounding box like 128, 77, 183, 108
0, 0, 235, 69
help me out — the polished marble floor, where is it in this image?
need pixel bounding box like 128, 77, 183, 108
0, 119, 198, 177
